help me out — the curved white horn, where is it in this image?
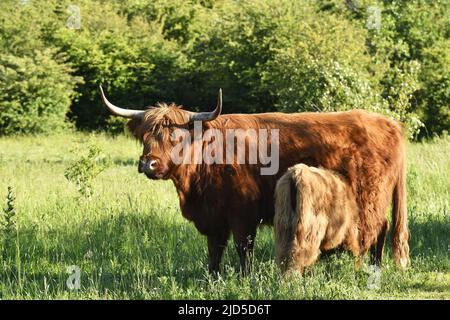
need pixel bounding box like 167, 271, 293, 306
188, 89, 222, 122
99, 85, 146, 119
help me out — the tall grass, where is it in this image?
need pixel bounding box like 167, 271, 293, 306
0, 132, 448, 299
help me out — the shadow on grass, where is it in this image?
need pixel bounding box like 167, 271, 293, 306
22, 156, 137, 167
111, 157, 137, 167
2, 210, 209, 297
2, 206, 448, 297
408, 215, 450, 261
408, 279, 450, 294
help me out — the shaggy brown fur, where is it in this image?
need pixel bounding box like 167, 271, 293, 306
126, 106, 410, 273
274, 164, 361, 274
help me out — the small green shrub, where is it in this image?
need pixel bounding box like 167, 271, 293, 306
64, 142, 111, 198
1, 186, 17, 257
1, 186, 21, 281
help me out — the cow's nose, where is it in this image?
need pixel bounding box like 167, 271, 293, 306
149, 160, 157, 170
138, 159, 158, 173
138, 159, 147, 173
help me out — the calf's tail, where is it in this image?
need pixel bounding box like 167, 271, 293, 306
392, 152, 410, 269
274, 169, 300, 272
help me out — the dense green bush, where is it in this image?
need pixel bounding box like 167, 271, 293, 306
0, 50, 81, 135
0, 0, 448, 138
363, 0, 450, 138
415, 38, 450, 137
261, 4, 378, 113
52, 0, 192, 129
0, 1, 81, 135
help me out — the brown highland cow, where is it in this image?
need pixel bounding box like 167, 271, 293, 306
274, 164, 361, 274
99, 86, 410, 274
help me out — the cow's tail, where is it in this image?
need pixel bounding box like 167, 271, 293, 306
392, 151, 410, 269
274, 167, 300, 272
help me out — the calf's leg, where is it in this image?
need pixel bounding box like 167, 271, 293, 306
291, 216, 327, 274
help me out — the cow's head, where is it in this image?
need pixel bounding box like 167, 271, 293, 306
99, 86, 222, 180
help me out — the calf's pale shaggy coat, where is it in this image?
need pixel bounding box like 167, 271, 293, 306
274, 164, 361, 273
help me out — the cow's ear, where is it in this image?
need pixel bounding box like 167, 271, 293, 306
127, 118, 144, 141
186, 120, 208, 132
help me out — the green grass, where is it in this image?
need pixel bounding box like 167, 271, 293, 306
0, 132, 448, 299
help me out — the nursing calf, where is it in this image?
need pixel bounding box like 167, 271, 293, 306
274, 164, 361, 273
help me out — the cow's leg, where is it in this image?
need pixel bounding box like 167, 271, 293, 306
370, 220, 389, 266
232, 228, 257, 275
207, 231, 230, 275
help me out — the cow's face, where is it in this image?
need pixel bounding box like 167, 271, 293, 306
127, 105, 199, 180
137, 129, 176, 180
99, 85, 222, 180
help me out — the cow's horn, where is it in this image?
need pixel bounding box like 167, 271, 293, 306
99, 85, 145, 119
189, 89, 222, 122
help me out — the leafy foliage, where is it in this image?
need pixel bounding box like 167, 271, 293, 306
0, 0, 448, 139
1, 186, 17, 258
0, 50, 81, 135
1, 186, 21, 280
64, 142, 110, 198
0, 1, 82, 135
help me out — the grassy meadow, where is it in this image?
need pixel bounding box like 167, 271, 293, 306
0, 132, 448, 299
